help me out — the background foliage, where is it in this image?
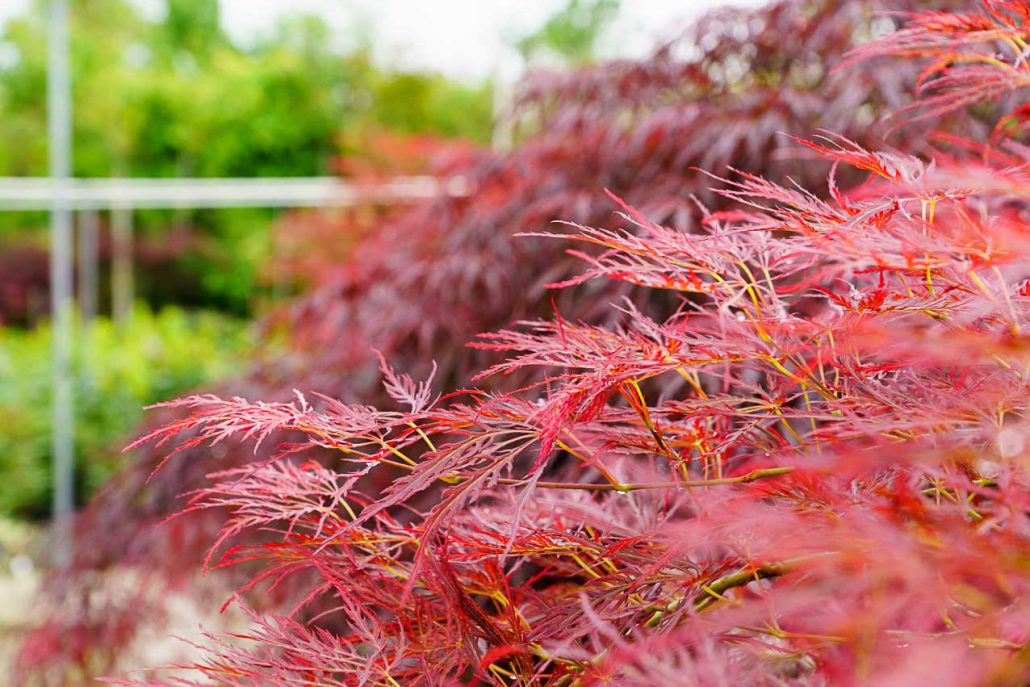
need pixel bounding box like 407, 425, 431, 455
0, 0, 501, 524
0, 0, 493, 316
0, 306, 250, 519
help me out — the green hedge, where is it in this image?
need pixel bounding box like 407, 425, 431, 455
0, 307, 251, 519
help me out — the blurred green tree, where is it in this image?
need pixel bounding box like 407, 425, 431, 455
160, 0, 224, 60
0, 0, 493, 313
516, 0, 620, 65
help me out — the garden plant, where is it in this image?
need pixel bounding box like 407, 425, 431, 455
18, 0, 1030, 685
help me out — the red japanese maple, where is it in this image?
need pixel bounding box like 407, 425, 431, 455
19, 1, 1030, 685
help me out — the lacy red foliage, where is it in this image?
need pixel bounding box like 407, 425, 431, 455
19, 1, 1030, 685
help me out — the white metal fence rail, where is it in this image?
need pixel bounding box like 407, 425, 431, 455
0, 175, 467, 210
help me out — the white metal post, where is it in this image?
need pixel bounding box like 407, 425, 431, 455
48, 0, 74, 567
77, 210, 99, 322
111, 202, 133, 324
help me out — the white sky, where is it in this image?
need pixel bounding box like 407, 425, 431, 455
0, 0, 766, 81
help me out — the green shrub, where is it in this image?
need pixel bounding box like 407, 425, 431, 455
0, 306, 251, 519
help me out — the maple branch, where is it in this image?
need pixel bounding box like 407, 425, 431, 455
695, 552, 839, 612
495, 466, 795, 492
